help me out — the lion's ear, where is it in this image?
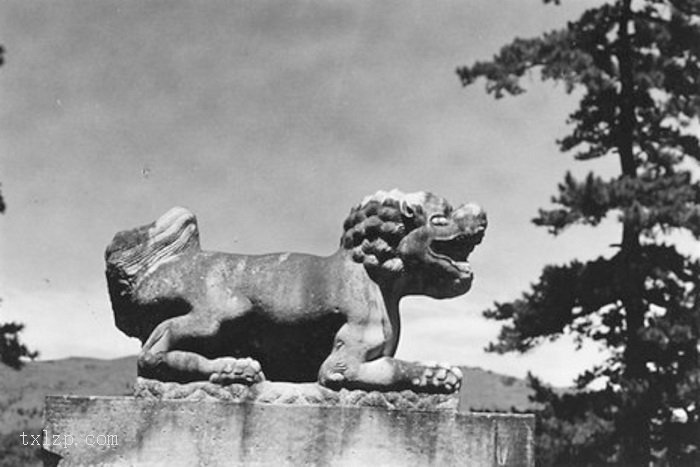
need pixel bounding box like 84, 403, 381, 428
400, 200, 415, 218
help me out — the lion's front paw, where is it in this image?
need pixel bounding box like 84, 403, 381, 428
209, 357, 265, 385
411, 362, 463, 394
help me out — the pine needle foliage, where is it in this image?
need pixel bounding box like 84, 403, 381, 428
458, 1, 700, 464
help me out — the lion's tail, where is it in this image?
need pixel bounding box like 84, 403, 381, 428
105, 207, 200, 338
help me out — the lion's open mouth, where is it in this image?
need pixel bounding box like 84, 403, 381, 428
429, 234, 476, 273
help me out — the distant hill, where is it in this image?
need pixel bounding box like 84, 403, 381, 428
0, 356, 538, 435
0, 356, 136, 434
0, 357, 136, 466
458, 366, 539, 413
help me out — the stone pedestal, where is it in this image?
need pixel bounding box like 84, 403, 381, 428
42, 381, 534, 466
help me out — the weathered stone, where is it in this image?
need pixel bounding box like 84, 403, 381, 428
104, 190, 487, 394
133, 377, 459, 411
42, 395, 534, 466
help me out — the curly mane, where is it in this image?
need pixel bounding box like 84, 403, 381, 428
340, 189, 426, 274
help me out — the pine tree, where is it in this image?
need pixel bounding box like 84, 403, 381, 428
458, 1, 700, 464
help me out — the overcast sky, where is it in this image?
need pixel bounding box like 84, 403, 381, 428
0, 0, 626, 386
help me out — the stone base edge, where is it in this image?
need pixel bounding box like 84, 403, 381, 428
134, 377, 459, 411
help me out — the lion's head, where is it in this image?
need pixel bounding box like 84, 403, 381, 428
341, 189, 487, 298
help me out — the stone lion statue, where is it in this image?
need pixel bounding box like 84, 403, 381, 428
105, 189, 486, 394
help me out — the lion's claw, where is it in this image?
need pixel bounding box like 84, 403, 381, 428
414, 362, 462, 393
209, 357, 265, 385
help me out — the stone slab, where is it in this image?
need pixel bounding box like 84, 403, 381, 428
43, 395, 534, 466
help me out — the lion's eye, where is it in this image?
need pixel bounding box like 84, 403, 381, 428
431, 215, 449, 226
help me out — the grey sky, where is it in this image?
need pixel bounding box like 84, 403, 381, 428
0, 0, 620, 386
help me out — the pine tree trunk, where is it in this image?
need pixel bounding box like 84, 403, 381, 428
617, 0, 645, 380
616, 1, 652, 463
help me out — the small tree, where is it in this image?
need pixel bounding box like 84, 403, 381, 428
0, 322, 38, 369
458, 0, 700, 464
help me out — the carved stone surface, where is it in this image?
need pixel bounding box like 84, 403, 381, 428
133, 377, 459, 411
105, 189, 486, 393
42, 395, 535, 466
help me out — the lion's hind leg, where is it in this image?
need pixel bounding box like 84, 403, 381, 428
138, 298, 264, 385
318, 324, 462, 394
